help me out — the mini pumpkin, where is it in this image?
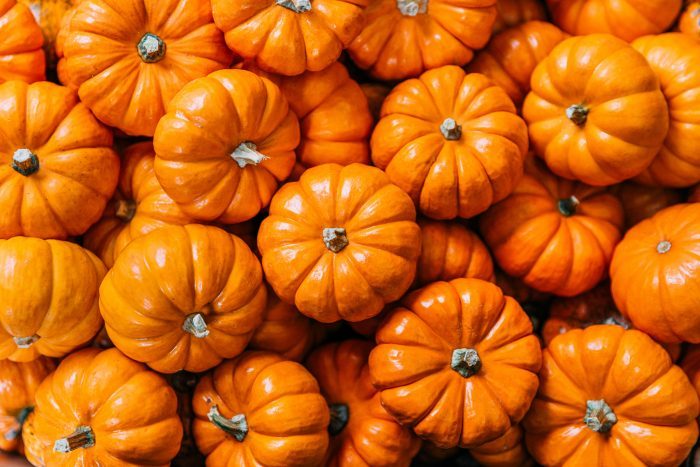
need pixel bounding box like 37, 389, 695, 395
492, 0, 547, 33
99, 224, 267, 373
469, 425, 533, 467
193, 351, 330, 467
680, 2, 700, 38
24, 348, 183, 466
525, 325, 699, 466
611, 182, 683, 229
0, 0, 45, 83
370, 278, 542, 448
523, 34, 669, 186
372, 66, 528, 220
18, 0, 73, 69
682, 346, 700, 404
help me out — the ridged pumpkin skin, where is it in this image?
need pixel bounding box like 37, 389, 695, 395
154, 69, 299, 224
193, 352, 330, 467
0, 0, 45, 83
610, 203, 700, 344
58, 0, 233, 136
83, 142, 193, 268
467, 21, 568, 107
0, 237, 105, 362
99, 225, 267, 373
347, 0, 497, 81
493, 0, 547, 33
680, 2, 700, 38
469, 424, 533, 467
524, 34, 669, 186
258, 163, 421, 323
480, 159, 624, 297
611, 182, 682, 229
18, 0, 73, 70
0, 81, 118, 239
682, 346, 700, 406
372, 66, 528, 220
525, 326, 699, 467
370, 278, 542, 448
24, 348, 183, 467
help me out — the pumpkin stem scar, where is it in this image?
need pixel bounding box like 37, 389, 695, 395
323, 227, 349, 253
208, 405, 248, 442
657, 240, 672, 254
11, 149, 40, 176
137, 33, 166, 63
53, 426, 95, 453
566, 104, 589, 126
557, 195, 580, 217
182, 313, 210, 339
584, 399, 617, 433
276, 0, 312, 13
396, 0, 428, 16
231, 141, 269, 168
13, 335, 39, 349
114, 199, 137, 222
4, 406, 33, 441
328, 403, 349, 436
440, 118, 462, 140
451, 348, 481, 378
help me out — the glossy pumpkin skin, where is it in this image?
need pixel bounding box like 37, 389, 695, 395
0, 0, 45, 83
154, 69, 299, 224
347, 0, 497, 81
469, 424, 533, 467
467, 21, 568, 107
524, 34, 669, 186
24, 348, 183, 467
307, 340, 421, 467
18, 0, 73, 69
258, 163, 421, 323
680, 2, 700, 38
99, 225, 267, 373
0, 237, 105, 362
682, 346, 700, 405
611, 182, 683, 229
370, 278, 542, 448
83, 142, 194, 268
610, 203, 700, 344
193, 351, 330, 467
0, 81, 118, 239
492, 0, 547, 33
58, 0, 233, 137
480, 159, 624, 297
525, 326, 699, 467
372, 66, 528, 220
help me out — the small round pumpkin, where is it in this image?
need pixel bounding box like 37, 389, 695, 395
0, 0, 45, 83
372, 66, 528, 220
680, 2, 700, 38
24, 348, 183, 466
370, 278, 542, 448
492, 0, 547, 33
258, 163, 421, 323
524, 34, 669, 186
469, 425, 533, 467
682, 346, 700, 405
99, 224, 267, 373
193, 351, 330, 467
17, 0, 73, 70
611, 182, 683, 229
525, 325, 699, 466
307, 340, 421, 467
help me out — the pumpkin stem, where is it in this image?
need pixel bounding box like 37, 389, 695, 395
13, 335, 39, 349
396, 0, 428, 16
53, 426, 95, 453
657, 240, 672, 254
584, 399, 617, 433
557, 196, 580, 217
440, 118, 462, 141
137, 33, 166, 63
276, 0, 312, 12
232, 142, 269, 168
208, 405, 248, 442
566, 104, 589, 126
451, 348, 481, 378
4, 406, 33, 441
182, 313, 209, 339
323, 228, 349, 253
114, 199, 137, 222
328, 403, 349, 436
12, 149, 40, 176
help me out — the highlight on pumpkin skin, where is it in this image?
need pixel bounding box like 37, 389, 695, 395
17, 0, 73, 70
0, 0, 45, 83
680, 2, 700, 38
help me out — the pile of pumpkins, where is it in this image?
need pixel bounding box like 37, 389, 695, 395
2, 0, 700, 465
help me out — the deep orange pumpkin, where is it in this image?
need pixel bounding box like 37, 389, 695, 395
469, 424, 533, 466
17, 0, 73, 70
680, 2, 700, 38
492, 0, 547, 33
0, 0, 45, 83
611, 182, 683, 229
360, 82, 391, 122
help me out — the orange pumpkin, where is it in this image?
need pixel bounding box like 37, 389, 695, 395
154, 69, 299, 224
524, 34, 669, 186
680, 2, 700, 38
347, 0, 497, 81
258, 163, 421, 323
610, 203, 700, 344
0, 0, 45, 83
682, 346, 700, 404
546, 0, 682, 41
83, 142, 194, 268
0, 81, 118, 239
58, 0, 233, 136
480, 159, 624, 297
307, 340, 421, 467
467, 21, 568, 107
469, 425, 533, 467
370, 278, 542, 448
24, 348, 183, 466
360, 82, 391, 122
611, 181, 683, 229
193, 351, 330, 466
372, 66, 528, 220
494, 269, 550, 304
99, 225, 267, 373
18, 0, 73, 70
0, 237, 105, 362
493, 0, 547, 33
525, 325, 699, 466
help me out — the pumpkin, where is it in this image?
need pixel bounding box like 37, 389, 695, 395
0, 357, 54, 453
192, 351, 329, 467
360, 82, 391, 122
372, 66, 528, 220
23, 348, 183, 466
153, 69, 299, 224
0, 237, 105, 362
0, 80, 119, 239
211, 0, 366, 76
17, 0, 73, 70
83, 142, 194, 268
682, 346, 700, 404
415, 218, 494, 288
370, 278, 542, 448
494, 269, 549, 305
610, 203, 700, 344
525, 325, 699, 466
347, 0, 497, 81
611, 182, 683, 229
479, 158, 624, 297
307, 340, 421, 467
0, 0, 45, 83
99, 224, 267, 373
546, 0, 682, 42
57, 0, 233, 137
492, 0, 547, 33
524, 34, 669, 186
258, 163, 421, 323
469, 425, 533, 467
467, 21, 568, 107
680, 2, 700, 38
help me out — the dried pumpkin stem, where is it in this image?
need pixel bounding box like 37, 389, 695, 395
557, 196, 580, 217
232, 142, 269, 168
276, 0, 312, 12
183, 313, 210, 339
11, 149, 40, 176
584, 399, 617, 433
114, 199, 137, 222
440, 118, 462, 141
566, 104, 589, 126
657, 240, 672, 254
4, 406, 33, 441
137, 33, 166, 63
396, 0, 427, 16
328, 403, 349, 436
13, 335, 39, 349
323, 228, 349, 253
53, 426, 95, 453
208, 405, 248, 442
451, 348, 481, 378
